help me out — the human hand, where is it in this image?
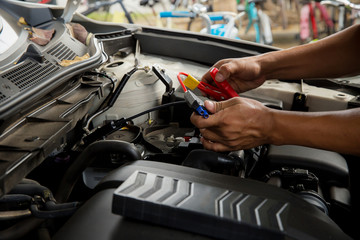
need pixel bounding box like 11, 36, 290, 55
190, 97, 274, 152
201, 57, 266, 94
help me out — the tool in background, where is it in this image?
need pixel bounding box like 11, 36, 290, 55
177, 72, 209, 119
179, 67, 238, 101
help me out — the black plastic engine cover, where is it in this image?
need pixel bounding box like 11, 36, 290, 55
54, 161, 350, 240
112, 171, 286, 240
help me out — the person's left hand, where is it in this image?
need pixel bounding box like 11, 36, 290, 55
190, 97, 274, 152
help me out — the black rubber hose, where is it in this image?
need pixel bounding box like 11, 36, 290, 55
0, 194, 32, 205
8, 184, 54, 201
1, 193, 79, 219
44, 200, 79, 211
0, 194, 32, 211
1, 194, 78, 219
55, 140, 141, 202
182, 149, 243, 176
30, 202, 78, 219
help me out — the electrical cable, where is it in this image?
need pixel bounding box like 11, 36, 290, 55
84, 65, 176, 136
177, 72, 188, 92
83, 100, 187, 145
84, 71, 116, 91
107, 67, 138, 108
81, 71, 116, 134
83, 67, 139, 133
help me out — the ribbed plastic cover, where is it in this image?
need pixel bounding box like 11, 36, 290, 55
112, 170, 350, 240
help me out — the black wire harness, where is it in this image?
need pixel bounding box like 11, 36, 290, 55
82, 100, 186, 145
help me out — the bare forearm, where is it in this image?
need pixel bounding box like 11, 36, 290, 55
270, 108, 360, 155
258, 24, 360, 80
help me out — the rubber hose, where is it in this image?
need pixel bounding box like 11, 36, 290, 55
0, 194, 32, 214
55, 140, 141, 202
8, 184, 54, 201
0, 194, 32, 205
44, 200, 79, 211
30, 203, 78, 219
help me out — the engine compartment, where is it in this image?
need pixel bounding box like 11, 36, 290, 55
0, 1, 359, 239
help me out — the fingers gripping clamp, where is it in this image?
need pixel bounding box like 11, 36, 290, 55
184, 90, 209, 119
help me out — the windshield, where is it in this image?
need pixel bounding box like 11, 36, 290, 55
0, 15, 18, 55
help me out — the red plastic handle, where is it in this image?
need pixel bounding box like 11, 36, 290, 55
210, 67, 238, 98
198, 82, 228, 101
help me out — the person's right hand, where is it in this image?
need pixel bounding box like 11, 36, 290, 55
190, 97, 274, 152
202, 57, 266, 93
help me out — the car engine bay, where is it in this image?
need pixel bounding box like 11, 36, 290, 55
0, 1, 359, 239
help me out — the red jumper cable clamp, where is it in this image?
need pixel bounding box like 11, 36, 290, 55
209, 67, 238, 99
177, 72, 209, 119
179, 68, 238, 101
